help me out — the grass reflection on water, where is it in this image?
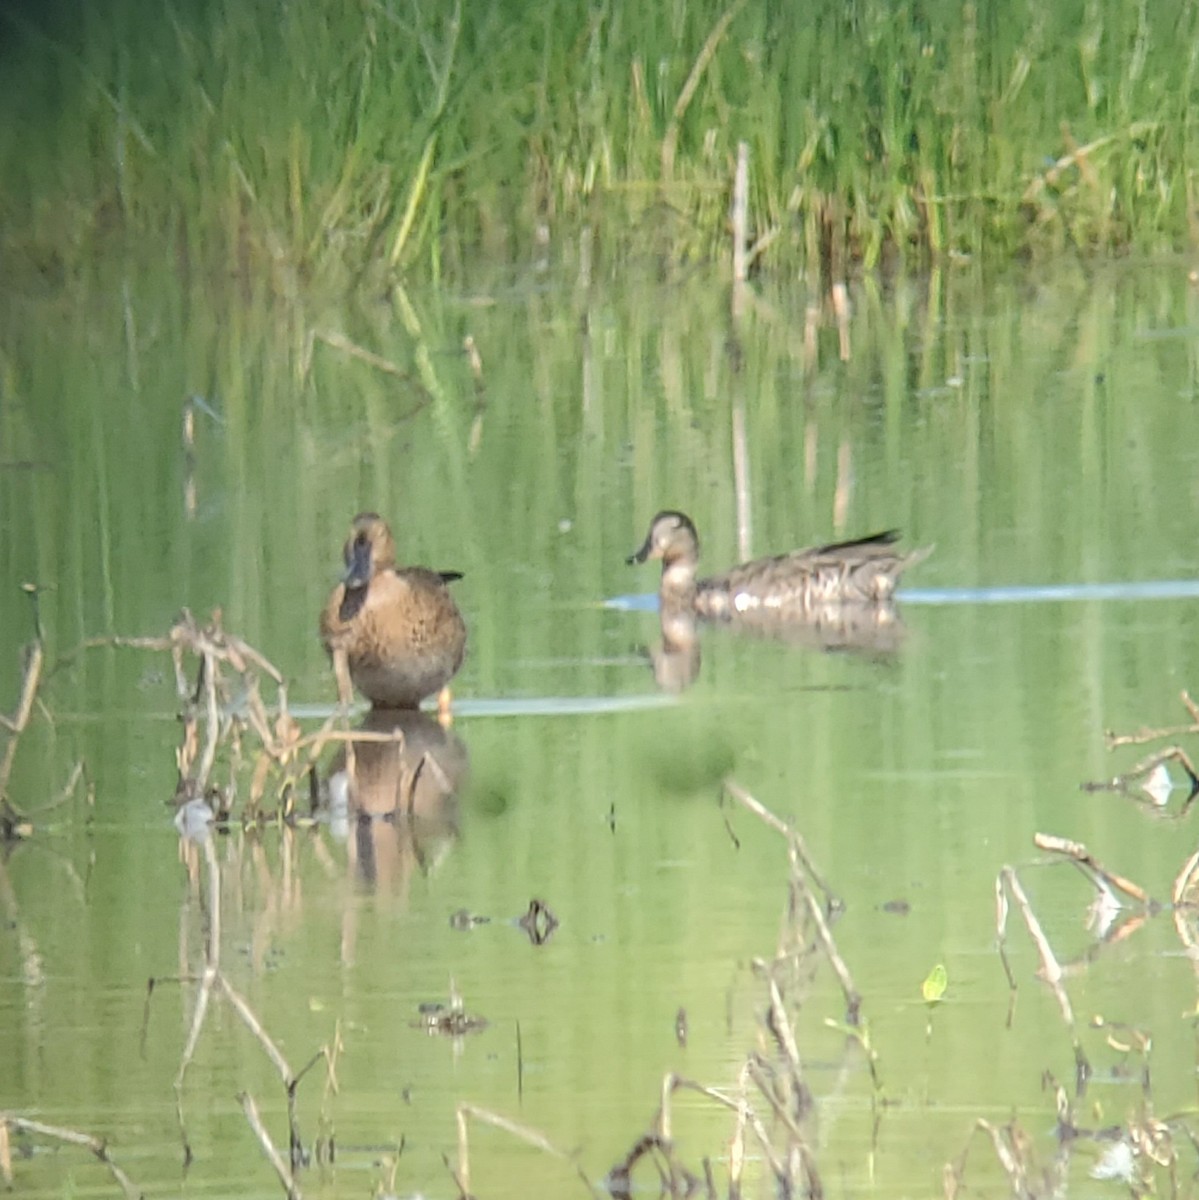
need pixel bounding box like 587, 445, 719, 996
5, 262, 1199, 1194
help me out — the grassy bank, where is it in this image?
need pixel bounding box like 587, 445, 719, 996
1, 0, 1196, 288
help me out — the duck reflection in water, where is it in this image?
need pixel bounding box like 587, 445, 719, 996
325, 707, 469, 891
319, 512, 467, 722
628, 510, 931, 690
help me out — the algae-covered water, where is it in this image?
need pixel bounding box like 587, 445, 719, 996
3, 259, 1199, 1196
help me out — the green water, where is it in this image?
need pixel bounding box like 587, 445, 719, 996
4, 259, 1199, 1196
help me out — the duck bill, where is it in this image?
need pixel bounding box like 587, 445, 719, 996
343, 538, 374, 589
626, 536, 654, 565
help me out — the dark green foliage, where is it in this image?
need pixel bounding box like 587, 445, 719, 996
1, 0, 1195, 288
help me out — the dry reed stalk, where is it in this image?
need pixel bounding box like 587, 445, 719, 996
314, 329, 406, 377
454, 1103, 576, 1197
1033, 833, 1151, 905
732, 141, 749, 286
165, 821, 333, 1177
660, 0, 748, 180
0, 639, 43, 803
1104, 691, 1199, 751
831, 282, 850, 362
0, 1113, 142, 1199
997, 866, 1090, 1085
732, 393, 752, 564
723, 778, 857, 1020
239, 1091, 302, 1200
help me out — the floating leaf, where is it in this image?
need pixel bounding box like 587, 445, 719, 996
922, 963, 948, 1003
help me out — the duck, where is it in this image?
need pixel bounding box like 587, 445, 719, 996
627, 510, 930, 619
319, 512, 467, 714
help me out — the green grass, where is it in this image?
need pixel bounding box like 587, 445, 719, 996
1, 0, 1197, 288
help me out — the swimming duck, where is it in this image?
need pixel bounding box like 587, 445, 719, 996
627, 510, 930, 618
319, 512, 467, 713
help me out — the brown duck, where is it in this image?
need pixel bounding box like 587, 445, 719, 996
628, 510, 931, 618
320, 513, 467, 713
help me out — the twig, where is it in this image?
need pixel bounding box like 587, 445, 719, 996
0, 640, 43, 800
455, 1103, 576, 1198
1033, 833, 1151, 905
0, 1113, 142, 1199
731, 141, 749, 286
220, 975, 294, 1082
312, 329, 407, 378
997, 866, 1090, 1088
239, 1091, 302, 1200
723, 777, 856, 1020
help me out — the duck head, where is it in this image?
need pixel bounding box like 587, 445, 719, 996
627, 511, 700, 569
342, 512, 397, 588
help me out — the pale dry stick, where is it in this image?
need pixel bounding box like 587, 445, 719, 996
212, 627, 285, 690
660, 0, 748, 180
1174, 848, 1199, 909
464, 334, 484, 386
656, 1073, 789, 1185
175, 834, 221, 1160
731, 140, 749, 287
831, 282, 851, 363
295, 726, 410, 754
1021, 121, 1158, 204
48, 760, 88, 812
47, 633, 176, 682
455, 1103, 579, 1198
744, 1058, 822, 1195
1105, 699, 1199, 748
239, 1091, 302, 1200
0, 1113, 142, 1199
766, 975, 803, 1078
171, 607, 286, 689
974, 1118, 1032, 1195
321, 1020, 343, 1107
732, 393, 752, 564
723, 778, 856, 1017
0, 856, 44, 990
998, 866, 1090, 1084
0, 1120, 9, 1187
802, 304, 820, 374
787, 839, 861, 1025
1171, 849, 1199, 964
2, 761, 87, 838
833, 438, 852, 532
744, 1057, 805, 1140
1033, 833, 1151, 905
729, 1060, 750, 1196
998, 867, 1066, 994
723, 776, 789, 836
220, 976, 293, 1082
297, 720, 412, 805
182, 398, 197, 519
465, 334, 487, 459
0, 640, 43, 801
745, 226, 779, 268
189, 646, 222, 792
723, 777, 838, 895
0, 639, 42, 735
313, 329, 406, 377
